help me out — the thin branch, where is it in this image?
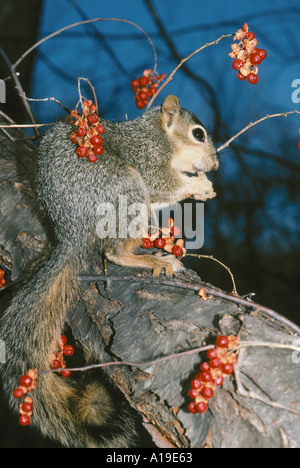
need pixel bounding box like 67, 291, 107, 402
13, 17, 158, 75
76, 77, 99, 113
185, 254, 237, 295
217, 110, 300, 153
38, 344, 214, 375
0, 111, 15, 124
19, 93, 70, 114
0, 46, 40, 137
146, 33, 234, 110
78, 275, 300, 336
0, 123, 54, 129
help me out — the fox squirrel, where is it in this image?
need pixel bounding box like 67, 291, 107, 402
0, 95, 218, 447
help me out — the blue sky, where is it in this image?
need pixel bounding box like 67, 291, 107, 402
32, 0, 300, 127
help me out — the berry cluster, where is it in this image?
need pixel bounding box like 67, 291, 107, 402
229, 23, 267, 84
12, 335, 75, 427
0, 268, 6, 288
131, 69, 167, 109
142, 218, 186, 258
13, 369, 38, 426
298, 130, 300, 151
69, 100, 105, 163
51, 335, 75, 378
188, 335, 240, 415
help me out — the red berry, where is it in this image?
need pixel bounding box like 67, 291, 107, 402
195, 401, 208, 413
131, 79, 140, 88
136, 100, 146, 110
189, 389, 199, 399
201, 372, 212, 383
222, 363, 234, 375
61, 370, 72, 378
298, 142, 300, 151
88, 153, 98, 163
52, 359, 62, 370
93, 145, 104, 156
76, 146, 89, 158
88, 114, 99, 124
200, 362, 210, 372
209, 357, 222, 369
95, 125, 105, 134
188, 402, 197, 414
202, 387, 214, 400
149, 87, 157, 96
22, 402, 33, 413
214, 375, 224, 386
232, 59, 243, 71
250, 53, 262, 66
142, 238, 153, 249
77, 126, 86, 137
20, 375, 33, 388
245, 31, 255, 41
207, 348, 218, 360
247, 73, 259, 84
63, 345, 74, 357
19, 414, 31, 426
13, 388, 25, 399
138, 91, 148, 101
257, 49, 267, 60
191, 378, 202, 390
237, 72, 246, 81
91, 135, 103, 146
60, 335, 68, 346
172, 245, 183, 257
139, 76, 149, 86
155, 238, 167, 249
216, 336, 229, 348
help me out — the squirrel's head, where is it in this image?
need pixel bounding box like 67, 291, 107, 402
160, 95, 219, 174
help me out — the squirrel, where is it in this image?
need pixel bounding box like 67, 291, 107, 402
0, 95, 218, 448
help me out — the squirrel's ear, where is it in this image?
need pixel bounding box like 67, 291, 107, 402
161, 95, 181, 129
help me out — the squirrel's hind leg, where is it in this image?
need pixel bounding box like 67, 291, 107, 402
105, 238, 184, 278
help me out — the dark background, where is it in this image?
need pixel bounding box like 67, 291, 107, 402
0, 0, 300, 448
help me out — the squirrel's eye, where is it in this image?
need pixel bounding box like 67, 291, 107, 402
192, 127, 205, 142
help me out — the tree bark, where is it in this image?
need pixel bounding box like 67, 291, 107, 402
1, 123, 300, 448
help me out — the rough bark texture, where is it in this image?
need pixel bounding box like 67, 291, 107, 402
1, 124, 300, 448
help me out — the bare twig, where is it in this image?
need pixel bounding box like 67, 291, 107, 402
185, 253, 237, 295
217, 110, 300, 153
13, 17, 158, 75
146, 33, 234, 110
0, 111, 16, 124
38, 344, 214, 375
0, 124, 54, 129
76, 77, 99, 113
19, 93, 70, 114
0, 46, 40, 137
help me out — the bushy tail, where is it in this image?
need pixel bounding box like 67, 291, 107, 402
0, 245, 139, 448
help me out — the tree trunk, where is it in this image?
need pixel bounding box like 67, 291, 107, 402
1, 123, 300, 448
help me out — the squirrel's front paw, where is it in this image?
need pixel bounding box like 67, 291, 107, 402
193, 172, 216, 201
153, 254, 184, 278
